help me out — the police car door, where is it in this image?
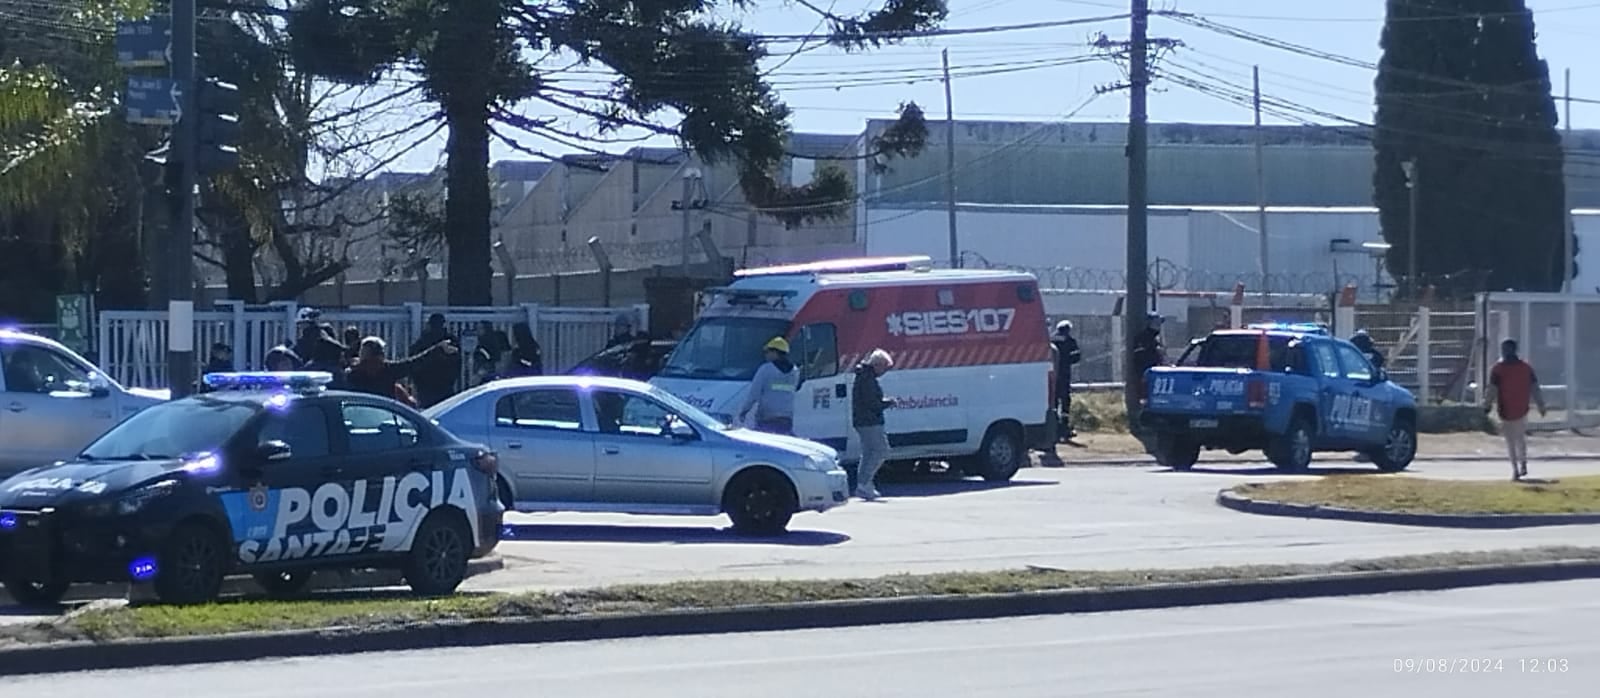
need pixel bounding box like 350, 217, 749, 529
228, 401, 343, 567
1333, 343, 1386, 447
334, 402, 436, 555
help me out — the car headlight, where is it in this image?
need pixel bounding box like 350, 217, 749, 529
110, 479, 179, 516
805, 453, 837, 472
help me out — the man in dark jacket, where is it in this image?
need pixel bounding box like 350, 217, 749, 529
1052, 320, 1082, 441
851, 349, 895, 501
292, 308, 347, 374
1350, 329, 1386, 371
1131, 312, 1166, 396
346, 336, 458, 402
408, 313, 461, 407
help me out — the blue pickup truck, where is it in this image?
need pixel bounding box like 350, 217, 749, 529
1139, 323, 1418, 472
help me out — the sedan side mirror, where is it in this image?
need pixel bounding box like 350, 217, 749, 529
257, 440, 293, 463
662, 417, 697, 442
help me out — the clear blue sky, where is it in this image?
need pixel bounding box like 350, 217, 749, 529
371, 0, 1600, 174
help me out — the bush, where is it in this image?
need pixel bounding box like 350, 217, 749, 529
1069, 391, 1130, 433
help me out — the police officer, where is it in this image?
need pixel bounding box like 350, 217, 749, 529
1132, 311, 1167, 391
1052, 320, 1082, 441
737, 337, 799, 435
1350, 329, 1386, 370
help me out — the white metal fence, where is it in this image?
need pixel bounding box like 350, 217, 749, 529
1475, 292, 1593, 414
97, 301, 648, 389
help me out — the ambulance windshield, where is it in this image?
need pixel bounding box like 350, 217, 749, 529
658, 317, 792, 381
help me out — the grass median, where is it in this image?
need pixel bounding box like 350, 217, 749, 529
1233, 475, 1600, 515
6, 546, 1600, 645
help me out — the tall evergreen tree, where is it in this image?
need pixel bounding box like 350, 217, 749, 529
1374, 0, 1568, 293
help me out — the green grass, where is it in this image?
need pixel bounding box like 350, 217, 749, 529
7, 547, 1600, 645
1070, 391, 1130, 433
1234, 475, 1600, 515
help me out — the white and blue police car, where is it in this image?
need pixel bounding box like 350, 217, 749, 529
0, 372, 503, 606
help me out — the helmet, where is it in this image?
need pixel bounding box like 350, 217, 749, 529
296, 307, 321, 322
764, 337, 790, 354
1054, 320, 1073, 336
1147, 311, 1164, 324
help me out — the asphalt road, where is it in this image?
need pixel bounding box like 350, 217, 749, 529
466, 457, 1600, 593
7, 581, 1593, 695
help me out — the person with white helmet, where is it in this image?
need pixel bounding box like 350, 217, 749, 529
736, 336, 798, 435
1052, 320, 1083, 441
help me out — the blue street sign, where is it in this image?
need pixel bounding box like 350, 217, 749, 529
115, 17, 172, 68
125, 77, 181, 126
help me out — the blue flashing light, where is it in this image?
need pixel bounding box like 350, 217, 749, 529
202, 371, 333, 392
180, 452, 220, 474
129, 556, 158, 582
0, 513, 16, 530
1247, 322, 1329, 335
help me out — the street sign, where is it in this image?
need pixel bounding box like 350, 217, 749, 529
54, 294, 91, 355
115, 17, 172, 68
125, 77, 181, 126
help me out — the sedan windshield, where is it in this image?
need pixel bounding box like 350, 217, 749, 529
658, 317, 790, 381
81, 398, 260, 460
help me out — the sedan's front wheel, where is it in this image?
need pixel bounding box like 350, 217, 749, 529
724, 469, 797, 536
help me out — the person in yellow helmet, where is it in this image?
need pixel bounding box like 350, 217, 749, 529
736, 336, 799, 434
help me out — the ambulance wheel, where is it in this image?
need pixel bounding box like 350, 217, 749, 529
404, 512, 471, 597
972, 423, 1024, 482
253, 570, 313, 598
154, 522, 227, 605
0, 576, 68, 608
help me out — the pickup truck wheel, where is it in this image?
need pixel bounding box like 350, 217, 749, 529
1370, 419, 1418, 472
1156, 435, 1201, 471
1269, 418, 1314, 473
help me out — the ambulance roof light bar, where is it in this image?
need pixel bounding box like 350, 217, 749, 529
202, 371, 334, 393
734, 255, 934, 278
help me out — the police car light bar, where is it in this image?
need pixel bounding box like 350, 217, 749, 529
734, 255, 934, 277
1247, 322, 1329, 335
202, 371, 334, 392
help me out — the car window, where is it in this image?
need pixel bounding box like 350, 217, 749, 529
1, 344, 91, 394
1311, 343, 1342, 379
1336, 344, 1375, 382
794, 323, 839, 380
495, 389, 583, 431
342, 403, 422, 453
257, 404, 332, 459
593, 390, 672, 436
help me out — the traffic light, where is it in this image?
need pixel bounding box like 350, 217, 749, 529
195, 77, 240, 173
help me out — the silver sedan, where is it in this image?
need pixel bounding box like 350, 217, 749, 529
425, 376, 849, 534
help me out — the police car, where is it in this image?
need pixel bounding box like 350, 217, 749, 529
0, 372, 503, 606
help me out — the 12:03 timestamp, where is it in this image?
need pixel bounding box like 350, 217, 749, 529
1393, 659, 1570, 673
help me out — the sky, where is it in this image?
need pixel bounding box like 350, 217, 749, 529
360, 0, 1600, 175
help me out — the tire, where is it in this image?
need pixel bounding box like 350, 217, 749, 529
252, 570, 313, 599
723, 469, 797, 536
0, 576, 68, 608
1369, 417, 1418, 472
974, 424, 1025, 482
154, 522, 227, 605
403, 512, 471, 597
1269, 416, 1315, 473
1156, 434, 1202, 471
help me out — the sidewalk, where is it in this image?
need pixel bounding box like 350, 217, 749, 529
1041, 431, 1600, 466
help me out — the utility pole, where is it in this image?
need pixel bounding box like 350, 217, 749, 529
1252, 65, 1269, 301
943, 48, 959, 269
1564, 67, 1574, 293
1123, 0, 1150, 419
167, 0, 197, 398
674, 166, 704, 277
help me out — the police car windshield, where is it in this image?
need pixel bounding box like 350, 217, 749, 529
81, 398, 259, 461
658, 317, 791, 381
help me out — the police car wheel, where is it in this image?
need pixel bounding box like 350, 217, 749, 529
1270, 418, 1314, 473
253, 570, 313, 598
0, 577, 68, 608
154, 523, 227, 605
1157, 435, 1201, 471
404, 513, 470, 596
1370, 419, 1418, 472
724, 469, 796, 536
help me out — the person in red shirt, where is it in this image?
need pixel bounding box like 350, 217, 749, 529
1487, 338, 1547, 481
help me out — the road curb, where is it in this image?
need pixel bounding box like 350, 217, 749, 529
1216, 489, 1600, 528
1043, 453, 1600, 468
5, 558, 1600, 676
0, 556, 505, 607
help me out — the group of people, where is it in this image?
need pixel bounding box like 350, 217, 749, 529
208, 308, 547, 409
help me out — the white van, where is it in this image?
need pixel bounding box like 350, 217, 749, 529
651, 256, 1054, 481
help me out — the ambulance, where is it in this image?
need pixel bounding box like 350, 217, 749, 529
651, 256, 1054, 481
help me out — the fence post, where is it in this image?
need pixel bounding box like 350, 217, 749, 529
1417, 286, 1433, 403
1110, 295, 1125, 384
404, 302, 423, 340
1334, 283, 1358, 339
1230, 282, 1245, 329
1564, 293, 1578, 421
221, 300, 246, 370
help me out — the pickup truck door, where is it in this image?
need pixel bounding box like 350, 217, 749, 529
1307, 342, 1357, 444
1334, 343, 1388, 446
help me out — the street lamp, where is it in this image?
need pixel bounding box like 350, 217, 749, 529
677, 167, 704, 277
492, 238, 516, 304
1401, 159, 1419, 297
